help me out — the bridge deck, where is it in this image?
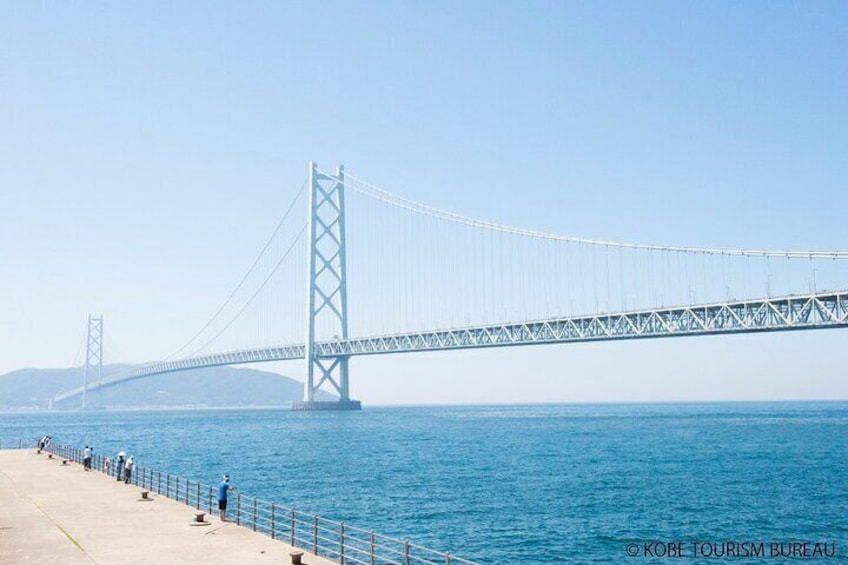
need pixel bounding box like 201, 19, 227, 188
0, 449, 335, 564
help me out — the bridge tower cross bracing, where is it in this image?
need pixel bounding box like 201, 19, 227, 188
82, 314, 103, 410
296, 162, 361, 411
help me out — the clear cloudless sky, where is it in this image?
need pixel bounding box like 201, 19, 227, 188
1, 1, 846, 404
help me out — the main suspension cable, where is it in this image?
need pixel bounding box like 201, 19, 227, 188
164, 178, 308, 360
340, 171, 848, 259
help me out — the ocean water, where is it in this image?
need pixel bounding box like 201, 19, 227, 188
1, 402, 846, 563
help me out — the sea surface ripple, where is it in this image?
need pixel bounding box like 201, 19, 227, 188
1, 402, 846, 563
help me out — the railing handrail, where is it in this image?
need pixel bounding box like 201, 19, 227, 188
42, 441, 481, 565
0, 438, 36, 450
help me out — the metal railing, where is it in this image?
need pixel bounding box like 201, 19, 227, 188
46, 442, 479, 565
0, 438, 35, 450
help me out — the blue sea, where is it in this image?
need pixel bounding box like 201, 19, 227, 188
2, 402, 846, 563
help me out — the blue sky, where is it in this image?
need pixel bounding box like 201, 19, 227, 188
1, 1, 846, 403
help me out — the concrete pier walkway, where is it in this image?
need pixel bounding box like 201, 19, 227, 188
0, 449, 335, 564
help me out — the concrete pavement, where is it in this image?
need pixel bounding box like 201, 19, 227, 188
0, 449, 335, 564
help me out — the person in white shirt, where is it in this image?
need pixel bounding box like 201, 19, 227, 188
124, 456, 134, 484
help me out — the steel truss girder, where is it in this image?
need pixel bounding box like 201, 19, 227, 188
54, 292, 848, 403
335, 292, 848, 354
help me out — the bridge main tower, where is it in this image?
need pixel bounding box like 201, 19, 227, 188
293, 162, 361, 411
81, 314, 103, 410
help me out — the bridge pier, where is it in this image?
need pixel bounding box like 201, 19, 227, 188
291, 400, 362, 411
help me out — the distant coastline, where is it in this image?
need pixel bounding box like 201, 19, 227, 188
0, 364, 336, 411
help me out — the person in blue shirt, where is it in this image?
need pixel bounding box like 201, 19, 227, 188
115, 453, 125, 481
218, 475, 236, 522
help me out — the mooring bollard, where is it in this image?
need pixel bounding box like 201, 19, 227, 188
190, 512, 210, 526
138, 491, 152, 502
290, 551, 304, 565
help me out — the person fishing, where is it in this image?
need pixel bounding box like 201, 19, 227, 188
217, 474, 236, 522
116, 452, 125, 481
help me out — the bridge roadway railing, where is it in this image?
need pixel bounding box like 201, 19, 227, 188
55, 291, 848, 402
47, 442, 479, 565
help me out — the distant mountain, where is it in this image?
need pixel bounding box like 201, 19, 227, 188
0, 364, 336, 410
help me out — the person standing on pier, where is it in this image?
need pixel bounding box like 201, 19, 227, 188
217, 474, 236, 522
83, 446, 92, 471
124, 456, 134, 484
116, 453, 125, 481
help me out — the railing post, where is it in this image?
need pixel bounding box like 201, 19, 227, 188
209, 485, 214, 515
252, 498, 257, 531
166, 473, 170, 497
158, 471, 161, 494
271, 504, 276, 539
340, 522, 345, 565
313, 515, 318, 554
370, 530, 375, 565
404, 539, 410, 565
236, 493, 241, 525
196, 482, 201, 509
290, 509, 296, 546
446, 552, 451, 565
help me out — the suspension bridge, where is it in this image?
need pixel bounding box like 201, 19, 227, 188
53, 162, 848, 409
